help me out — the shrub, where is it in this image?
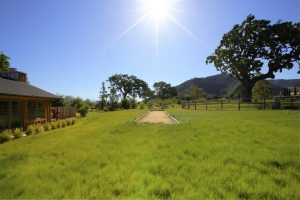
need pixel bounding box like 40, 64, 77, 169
78, 106, 89, 117
121, 99, 131, 109
51, 122, 56, 130
34, 125, 43, 134
108, 102, 120, 111
139, 102, 145, 110
147, 102, 154, 110
43, 123, 51, 131
0, 130, 13, 143
61, 120, 67, 128
71, 118, 76, 125
13, 128, 24, 139
26, 125, 35, 135
252, 80, 271, 100
56, 120, 62, 128
66, 119, 72, 126
130, 99, 137, 109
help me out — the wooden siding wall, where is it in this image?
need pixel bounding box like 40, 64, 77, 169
0, 95, 55, 128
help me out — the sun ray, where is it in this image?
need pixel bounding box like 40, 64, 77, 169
109, 0, 200, 53
166, 13, 200, 41
156, 20, 160, 58
110, 13, 149, 46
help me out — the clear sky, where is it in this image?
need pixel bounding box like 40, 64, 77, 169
1, 0, 299, 100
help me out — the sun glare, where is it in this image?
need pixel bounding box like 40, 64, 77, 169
144, 0, 169, 22
112, 0, 199, 54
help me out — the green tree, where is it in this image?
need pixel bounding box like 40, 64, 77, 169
206, 15, 300, 98
84, 99, 94, 111
71, 97, 84, 110
0, 53, 12, 71
252, 80, 271, 100
52, 95, 66, 107
108, 74, 151, 100
153, 81, 177, 99
70, 97, 90, 117
108, 85, 120, 111
189, 85, 205, 100
98, 82, 108, 110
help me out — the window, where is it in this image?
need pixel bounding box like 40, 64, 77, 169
28, 102, 45, 120
11, 102, 22, 128
0, 101, 9, 130
0, 101, 22, 130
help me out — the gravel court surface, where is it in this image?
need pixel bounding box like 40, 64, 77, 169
137, 111, 177, 124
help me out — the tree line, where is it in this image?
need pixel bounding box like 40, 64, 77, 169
97, 74, 179, 111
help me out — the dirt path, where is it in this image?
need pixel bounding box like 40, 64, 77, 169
137, 111, 178, 124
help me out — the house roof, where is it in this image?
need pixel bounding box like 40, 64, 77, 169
0, 78, 60, 99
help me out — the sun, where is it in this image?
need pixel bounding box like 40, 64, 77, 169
144, 0, 170, 22
111, 0, 199, 53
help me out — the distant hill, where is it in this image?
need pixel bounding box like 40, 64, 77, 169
176, 74, 300, 98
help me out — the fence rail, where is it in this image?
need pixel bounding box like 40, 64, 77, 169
181, 96, 300, 111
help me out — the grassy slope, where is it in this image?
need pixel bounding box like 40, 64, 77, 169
0, 109, 299, 199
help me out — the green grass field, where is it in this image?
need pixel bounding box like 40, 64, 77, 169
0, 108, 299, 199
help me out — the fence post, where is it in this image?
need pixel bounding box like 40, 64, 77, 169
206, 99, 208, 110
188, 100, 190, 110
194, 101, 197, 110
263, 98, 266, 110
221, 100, 223, 110
291, 97, 293, 107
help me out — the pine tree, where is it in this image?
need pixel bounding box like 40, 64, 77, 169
98, 82, 108, 110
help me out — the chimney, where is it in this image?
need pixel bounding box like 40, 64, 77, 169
0, 71, 27, 82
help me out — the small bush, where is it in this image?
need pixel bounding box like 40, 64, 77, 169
130, 99, 137, 109
56, 121, 62, 128
71, 118, 76, 125
0, 130, 13, 143
121, 99, 131, 109
26, 125, 35, 135
139, 102, 145, 110
66, 119, 72, 126
43, 123, 51, 131
13, 128, 24, 139
78, 106, 89, 117
34, 125, 43, 134
61, 120, 67, 128
147, 102, 154, 109
51, 122, 56, 130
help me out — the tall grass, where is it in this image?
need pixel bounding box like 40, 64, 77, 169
0, 109, 299, 199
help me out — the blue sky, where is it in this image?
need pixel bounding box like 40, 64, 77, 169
1, 0, 299, 100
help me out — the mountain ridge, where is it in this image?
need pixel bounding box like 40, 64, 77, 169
175, 74, 300, 98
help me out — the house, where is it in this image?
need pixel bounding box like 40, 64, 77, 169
0, 71, 60, 130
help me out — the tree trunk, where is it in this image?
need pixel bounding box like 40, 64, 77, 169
122, 93, 128, 100
244, 87, 252, 100
241, 82, 254, 102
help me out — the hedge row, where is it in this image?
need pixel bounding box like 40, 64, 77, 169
0, 118, 76, 144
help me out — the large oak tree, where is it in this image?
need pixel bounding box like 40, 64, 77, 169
153, 81, 177, 99
108, 74, 151, 100
206, 15, 299, 98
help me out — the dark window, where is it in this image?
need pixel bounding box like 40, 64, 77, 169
11, 102, 22, 128
0, 101, 9, 130
28, 102, 45, 120
0, 101, 22, 130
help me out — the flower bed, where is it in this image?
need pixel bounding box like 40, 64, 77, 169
0, 118, 77, 144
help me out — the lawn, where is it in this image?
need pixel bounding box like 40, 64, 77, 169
0, 108, 299, 199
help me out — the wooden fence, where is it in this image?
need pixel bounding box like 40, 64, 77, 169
182, 96, 300, 111
51, 107, 76, 119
